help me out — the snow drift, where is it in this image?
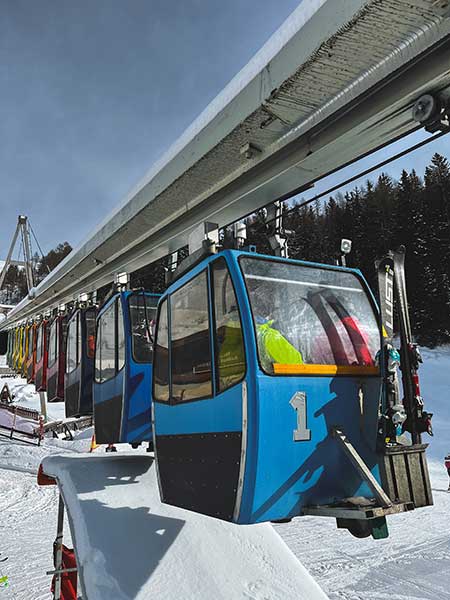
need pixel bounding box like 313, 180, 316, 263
42, 453, 328, 600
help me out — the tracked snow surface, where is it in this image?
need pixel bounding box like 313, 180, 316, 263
0, 348, 449, 599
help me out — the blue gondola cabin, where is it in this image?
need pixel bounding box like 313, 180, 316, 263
152, 249, 412, 529
93, 291, 160, 445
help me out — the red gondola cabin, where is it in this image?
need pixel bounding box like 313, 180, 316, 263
35, 318, 50, 392
26, 323, 38, 383
46, 314, 68, 402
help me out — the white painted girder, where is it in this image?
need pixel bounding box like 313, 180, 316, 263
3, 0, 450, 327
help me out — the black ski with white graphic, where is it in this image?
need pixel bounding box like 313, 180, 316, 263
376, 252, 405, 442
392, 246, 433, 443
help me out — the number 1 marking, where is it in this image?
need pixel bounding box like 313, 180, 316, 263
289, 391, 311, 441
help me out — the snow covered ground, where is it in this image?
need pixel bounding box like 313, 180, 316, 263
0, 349, 448, 599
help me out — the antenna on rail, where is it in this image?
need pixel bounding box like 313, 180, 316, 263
265, 201, 291, 258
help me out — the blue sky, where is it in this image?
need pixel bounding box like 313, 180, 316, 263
1, 0, 449, 260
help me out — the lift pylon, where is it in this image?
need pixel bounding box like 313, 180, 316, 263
0, 215, 35, 295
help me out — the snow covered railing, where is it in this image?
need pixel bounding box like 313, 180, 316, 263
0, 403, 40, 421
42, 415, 93, 440
0, 402, 44, 445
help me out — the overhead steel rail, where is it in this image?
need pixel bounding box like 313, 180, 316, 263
3, 0, 450, 328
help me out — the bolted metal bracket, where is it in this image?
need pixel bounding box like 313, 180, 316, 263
240, 142, 262, 160
114, 271, 130, 290
432, 0, 450, 17
407, 0, 450, 17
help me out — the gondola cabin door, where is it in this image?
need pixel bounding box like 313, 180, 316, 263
6, 329, 13, 366
94, 296, 126, 444
26, 323, 38, 383
47, 315, 67, 402
153, 256, 247, 521
20, 325, 30, 376
35, 320, 49, 392
13, 326, 21, 370
65, 307, 96, 417
94, 291, 159, 445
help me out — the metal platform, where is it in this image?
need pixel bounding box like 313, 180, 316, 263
302, 501, 414, 520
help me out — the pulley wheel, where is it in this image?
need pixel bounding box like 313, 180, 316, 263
412, 94, 440, 124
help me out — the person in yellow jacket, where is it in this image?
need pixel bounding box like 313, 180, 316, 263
217, 307, 303, 381
255, 317, 303, 373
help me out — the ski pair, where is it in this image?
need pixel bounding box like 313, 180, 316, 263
377, 246, 433, 444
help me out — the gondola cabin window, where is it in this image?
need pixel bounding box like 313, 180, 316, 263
95, 300, 125, 383
66, 313, 79, 374
212, 258, 246, 392
153, 262, 248, 404
153, 272, 213, 403
35, 324, 43, 363
48, 320, 57, 366
153, 299, 169, 402
95, 303, 115, 383
27, 327, 33, 355
171, 271, 212, 402
129, 295, 157, 363
118, 302, 125, 371
86, 310, 96, 360
240, 257, 380, 376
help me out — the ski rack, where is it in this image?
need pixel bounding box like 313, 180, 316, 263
374, 247, 433, 512
301, 427, 415, 539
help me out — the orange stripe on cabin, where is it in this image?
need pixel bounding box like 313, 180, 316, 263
272, 364, 380, 376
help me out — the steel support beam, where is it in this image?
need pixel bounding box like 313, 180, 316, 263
2, 0, 450, 327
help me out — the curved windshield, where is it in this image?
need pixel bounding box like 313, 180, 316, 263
240, 257, 380, 375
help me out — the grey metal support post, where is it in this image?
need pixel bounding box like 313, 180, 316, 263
39, 391, 48, 422
20, 216, 35, 293
265, 201, 289, 258
232, 221, 247, 249
332, 427, 392, 508
0, 218, 22, 291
